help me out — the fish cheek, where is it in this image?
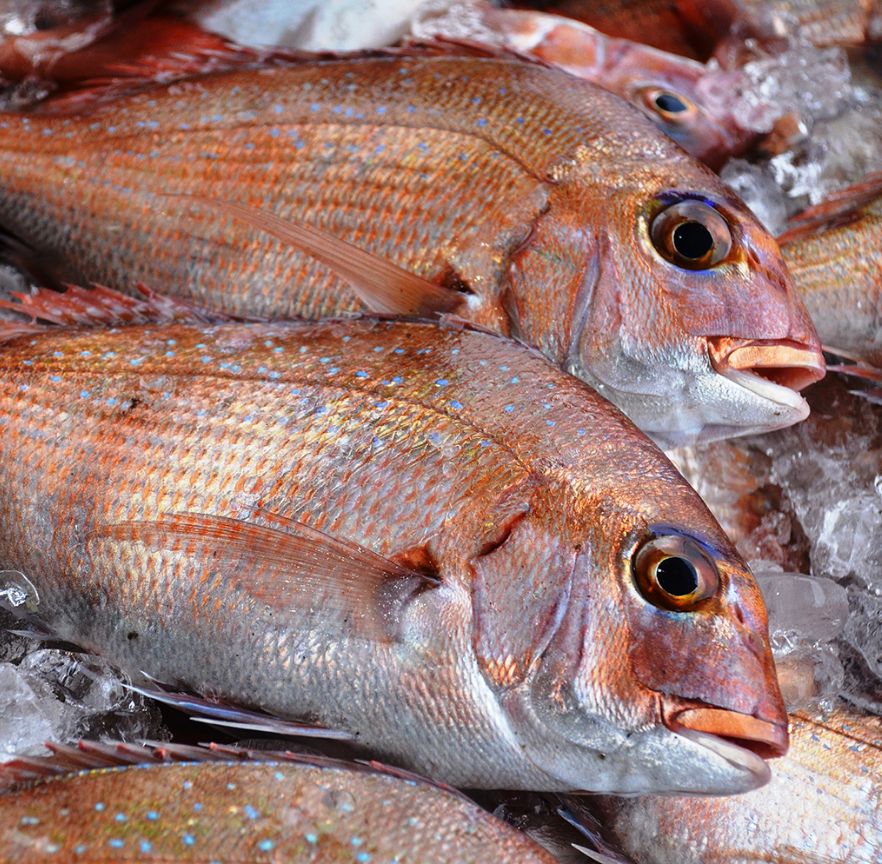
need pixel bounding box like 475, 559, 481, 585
622, 580, 772, 717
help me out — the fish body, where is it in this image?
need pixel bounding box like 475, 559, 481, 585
0, 312, 786, 793
0, 744, 557, 862
412, 3, 755, 168
572, 707, 882, 864
779, 174, 882, 367
0, 55, 821, 446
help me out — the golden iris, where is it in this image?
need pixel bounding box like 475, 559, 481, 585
650, 200, 733, 270
633, 535, 720, 611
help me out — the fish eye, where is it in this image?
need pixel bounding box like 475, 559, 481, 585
649, 200, 732, 270
638, 87, 697, 123
633, 535, 720, 612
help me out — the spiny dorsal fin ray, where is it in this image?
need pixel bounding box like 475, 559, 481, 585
0, 282, 229, 344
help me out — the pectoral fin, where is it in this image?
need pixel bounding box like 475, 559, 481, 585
94, 511, 438, 642
182, 197, 464, 317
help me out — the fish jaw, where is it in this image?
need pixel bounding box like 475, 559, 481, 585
707, 335, 826, 406
666, 705, 788, 760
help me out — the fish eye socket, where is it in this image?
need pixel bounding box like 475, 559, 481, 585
639, 87, 696, 123
650, 200, 732, 270
633, 535, 719, 612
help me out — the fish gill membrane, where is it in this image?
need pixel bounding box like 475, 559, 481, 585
0, 288, 787, 794
0, 52, 823, 447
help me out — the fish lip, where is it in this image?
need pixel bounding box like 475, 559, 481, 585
707, 336, 826, 407
671, 726, 772, 790
666, 706, 789, 760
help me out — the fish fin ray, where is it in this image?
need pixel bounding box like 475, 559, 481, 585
93, 511, 437, 642
778, 171, 882, 243
126, 678, 355, 741
179, 197, 463, 317
0, 282, 227, 333
557, 807, 638, 864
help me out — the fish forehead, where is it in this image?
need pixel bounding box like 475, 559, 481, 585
0, 760, 552, 860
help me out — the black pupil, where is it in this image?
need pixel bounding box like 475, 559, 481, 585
656, 557, 699, 597
654, 92, 688, 113
673, 221, 714, 260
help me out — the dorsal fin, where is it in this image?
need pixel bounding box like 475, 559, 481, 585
0, 740, 471, 800
183, 197, 464, 317
0, 282, 228, 344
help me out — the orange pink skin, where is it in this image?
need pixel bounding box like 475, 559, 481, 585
570, 707, 882, 864
0, 55, 821, 446
779, 177, 882, 367
414, 4, 756, 168
0, 754, 557, 862
0, 317, 785, 793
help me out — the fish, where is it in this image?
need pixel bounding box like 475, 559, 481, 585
0, 741, 558, 862
0, 285, 787, 794
778, 172, 882, 370
565, 707, 882, 864
412, 2, 756, 168
0, 54, 823, 446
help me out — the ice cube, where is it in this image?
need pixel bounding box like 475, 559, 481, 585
755, 572, 849, 644
2, 649, 170, 753
720, 159, 791, 234
0, 663, 64, 756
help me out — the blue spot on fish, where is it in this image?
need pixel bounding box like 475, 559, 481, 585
354, 370, 369, 379
435, 379, 448, 387
305, 833, 318, 844
109, 839, 124, 849
476, 118, 487, 127
94, 803, 105, 812
146, 811, 159, 821
182, 834, 195, 846
244, 805, 260, 820
140, 840, 152, 853
449, 400, 463, 410
258, 840, 274, 852
115, 813, 127, 823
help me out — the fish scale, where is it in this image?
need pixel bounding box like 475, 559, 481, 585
0, 53, 822, 446
0, 755, 558, 862
0, 314, 786, 793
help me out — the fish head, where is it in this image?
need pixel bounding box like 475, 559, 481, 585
566, 171, 824, 447
479, 459, 787, 795
601, 45, 753, 169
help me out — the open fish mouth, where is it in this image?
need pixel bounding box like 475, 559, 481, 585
707, 337, 826, 407
665, 708, 788, 764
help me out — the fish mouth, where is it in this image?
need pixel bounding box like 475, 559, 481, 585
707, 337, 826, 407
667, 706, 789, 760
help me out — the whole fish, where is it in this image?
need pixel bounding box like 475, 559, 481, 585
412, 2, 755, 168
567, 707, 882, 864
0, 291, 787, 793
779, 173, 882, 368
0, 742, 557, 862
0, 54, 823, 447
